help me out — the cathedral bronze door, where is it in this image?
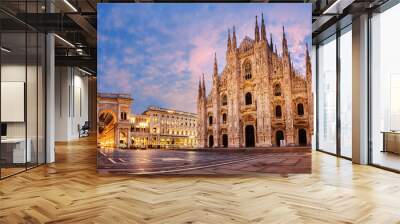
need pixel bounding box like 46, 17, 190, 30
298, 129, 307, 146
245, 125, 255, 147
209, 135, 214, 148
222, 134, 228, 147
276, 131, 284, 146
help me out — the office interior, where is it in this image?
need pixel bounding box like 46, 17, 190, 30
313, 0, 400, 172
0, 0, 97, 179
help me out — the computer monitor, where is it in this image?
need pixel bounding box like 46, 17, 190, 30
1, 123, 7, 137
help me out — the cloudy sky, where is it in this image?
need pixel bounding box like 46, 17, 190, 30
98, 3, 311, 114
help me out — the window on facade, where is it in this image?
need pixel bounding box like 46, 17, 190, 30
222, 113, 227, 124
245, 92, 252, 105
121, 112, 127, 120
275, 105, 282, 118
243, 61, 252, 80
274, 84, 282, 96
222, 95, 228, 106
209, 116, 213, 125
297, 103, 304, 116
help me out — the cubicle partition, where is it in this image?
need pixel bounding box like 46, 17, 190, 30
0, 1, 46, 179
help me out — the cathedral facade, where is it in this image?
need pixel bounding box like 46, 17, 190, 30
197, 14, 313, 148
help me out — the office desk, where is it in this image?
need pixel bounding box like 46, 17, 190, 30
382, 131, 400, 154
1, 138, 31, 163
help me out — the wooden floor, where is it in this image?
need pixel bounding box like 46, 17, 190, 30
1, 136, 400, 224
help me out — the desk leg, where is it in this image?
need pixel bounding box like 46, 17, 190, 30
382, 133, 386, 153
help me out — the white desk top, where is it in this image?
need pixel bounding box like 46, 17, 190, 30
1, 138, 28, 143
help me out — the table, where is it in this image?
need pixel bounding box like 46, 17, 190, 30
382, 131, 400, 154
1, 138, 31, 163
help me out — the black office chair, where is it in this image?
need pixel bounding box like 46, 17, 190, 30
79, 121, 90, 138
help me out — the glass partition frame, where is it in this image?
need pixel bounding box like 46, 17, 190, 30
0, 1, 47, 179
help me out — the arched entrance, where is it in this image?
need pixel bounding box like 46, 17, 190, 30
222, 134, 228, 147
276, 130, 284, 146
208, 135, 214, 148
98, 110, 117, 147
298, 129, 307, 146
245, 125, 255, 147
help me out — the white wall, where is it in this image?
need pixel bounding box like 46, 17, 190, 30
1, 65, 40, 138
1, 63, 46, 164
55, 67, 89, 141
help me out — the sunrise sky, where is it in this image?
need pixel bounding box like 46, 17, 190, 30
98, 3, 311, 114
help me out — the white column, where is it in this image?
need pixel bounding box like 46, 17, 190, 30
352, 14, 369, 164
46, 32, 55, 163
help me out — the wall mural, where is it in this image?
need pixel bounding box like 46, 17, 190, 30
97, 3, 313, 175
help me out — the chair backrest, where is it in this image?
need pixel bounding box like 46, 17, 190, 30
82, 121, 90, 129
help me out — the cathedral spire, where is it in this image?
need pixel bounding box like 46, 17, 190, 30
306, 43, 310, 62
213, 53, 218, 78
261, 13, 266, 41
198, 75, 204, 101
282, 26, 288, 56
232, 26, 237, 50
227, 28, 231, 50
255, 15, 260, 42
202, 73, 206, 98
198, 75, 202, 96
283, 26, 286, 40
270, 33, 273, 48
305, 43, 311, 77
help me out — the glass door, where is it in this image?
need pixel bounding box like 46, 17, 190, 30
317, 35, 337, 154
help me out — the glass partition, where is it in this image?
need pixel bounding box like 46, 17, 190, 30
339, 26, 352, 158
0, 1, 46, 179
317, 35, 337, 154
1, 30, 27, 177
370, 3, 400, 171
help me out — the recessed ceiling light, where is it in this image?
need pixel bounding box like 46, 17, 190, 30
54, 34, 75, 48
1, 47, 11, 53
323, 0, 343, 15
78, 67, 93, 76
63, 0, 78, 12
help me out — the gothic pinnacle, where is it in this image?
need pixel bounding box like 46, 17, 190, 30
213, 53, 218, 77
270, 33, 273, 48
255, 15, 260, 42
261, 13, 266, 41
232, 26, 237, 49
227, 28, 231, 49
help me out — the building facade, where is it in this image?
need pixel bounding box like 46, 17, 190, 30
97, 94, 198, 149
197, 14, 313, 148
139, 107, 198, 149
